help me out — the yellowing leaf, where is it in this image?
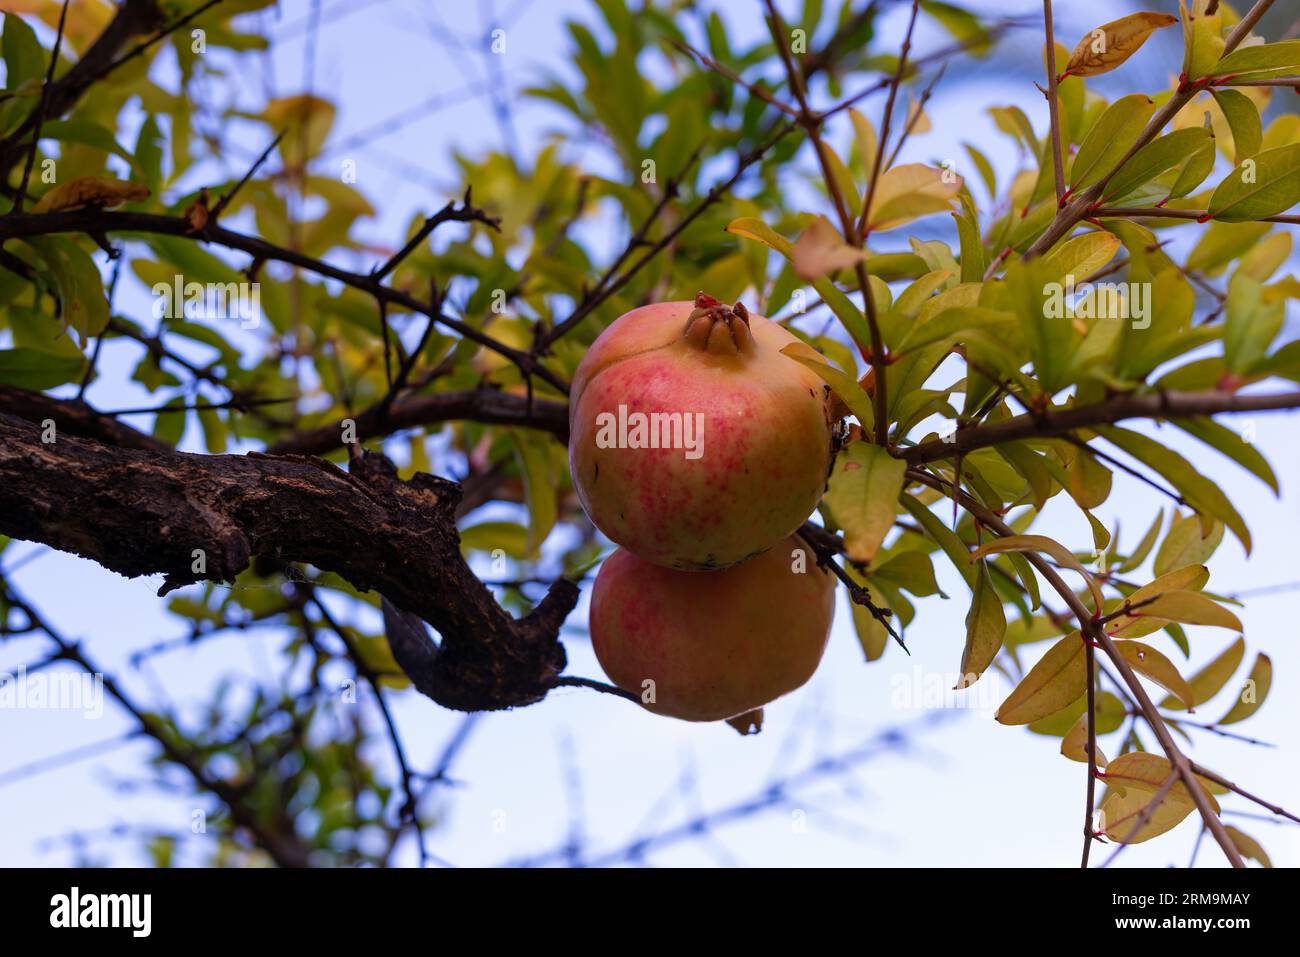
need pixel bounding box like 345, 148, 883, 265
1128, 564, 1211, 606
1062, 13, 1178, 80
1154, 513, 1224, 576
1105, 753, 1217, 805
866, 163, 962, 233
970, 534, 1104, 614
996, 632, 1088, 725
1098, 792, 1186, 843
264, 94, 336, 168
1109, 590, 1242, 639
727, 217, 875, 350
32, 176, 149, 213
1219, 653, 1271, 724
1061, 710, 1109, 766
1042, 232, 1122, 284
850, 109, 879, 184
1113, 640, 1196, 710
957, 563, 1006, 688
1161, 636, 1245, 712
1223, 825, 1272, 868
791, 215, 865, 281
822, 441, 906, 564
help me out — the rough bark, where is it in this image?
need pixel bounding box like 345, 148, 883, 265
0, 412, 578, 711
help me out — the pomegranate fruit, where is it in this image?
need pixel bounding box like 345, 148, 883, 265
589, 537, 835, 721
569, 294, 836, 570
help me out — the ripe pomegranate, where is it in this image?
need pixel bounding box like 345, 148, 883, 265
569, 294, 837, 570
589, 537, 835, 721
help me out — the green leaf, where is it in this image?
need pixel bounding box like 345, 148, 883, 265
1165, 142, 1217, 201
1207, 144, 1300, 223
1069, 94, 1156, 192
1211, 89, 1262, 164
1218, 653, 1271, 725
21, 236, 110, 341
197, 406, 227, 454
779, 342, 876, 427
134, 114, 165, 193
953, 212, 985, 283
508, 429, 557, 558
1224, 272, 1284, 375
41, 119, 142, 173
899, 493, 977, 590
872, 550, 944, 597
1103, 127, 1212, 202
460, 521, 530, 559
0, 347, 85, 389
823, 441, 906, 563
964, 142, 997, 197
1116, 510, 1164, 573
1211, 40, 1300, 78
2, 13, 43, 90
152, 397, 188, 447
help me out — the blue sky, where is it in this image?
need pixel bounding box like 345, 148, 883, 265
1, 0, 1297, 867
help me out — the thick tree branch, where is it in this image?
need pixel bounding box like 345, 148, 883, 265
0, 413, 578, 712
0, 383, 168, 451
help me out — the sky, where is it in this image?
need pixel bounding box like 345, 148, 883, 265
1, 0, 1297, 868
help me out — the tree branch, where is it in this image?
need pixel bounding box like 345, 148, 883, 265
902, 389, 1300, 465
0, 413, 578, 712
0, 208, 569, 395
907, 467, 1247, 867
267, 387, 568, 455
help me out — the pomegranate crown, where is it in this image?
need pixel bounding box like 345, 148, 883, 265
683, 292, 754, 356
